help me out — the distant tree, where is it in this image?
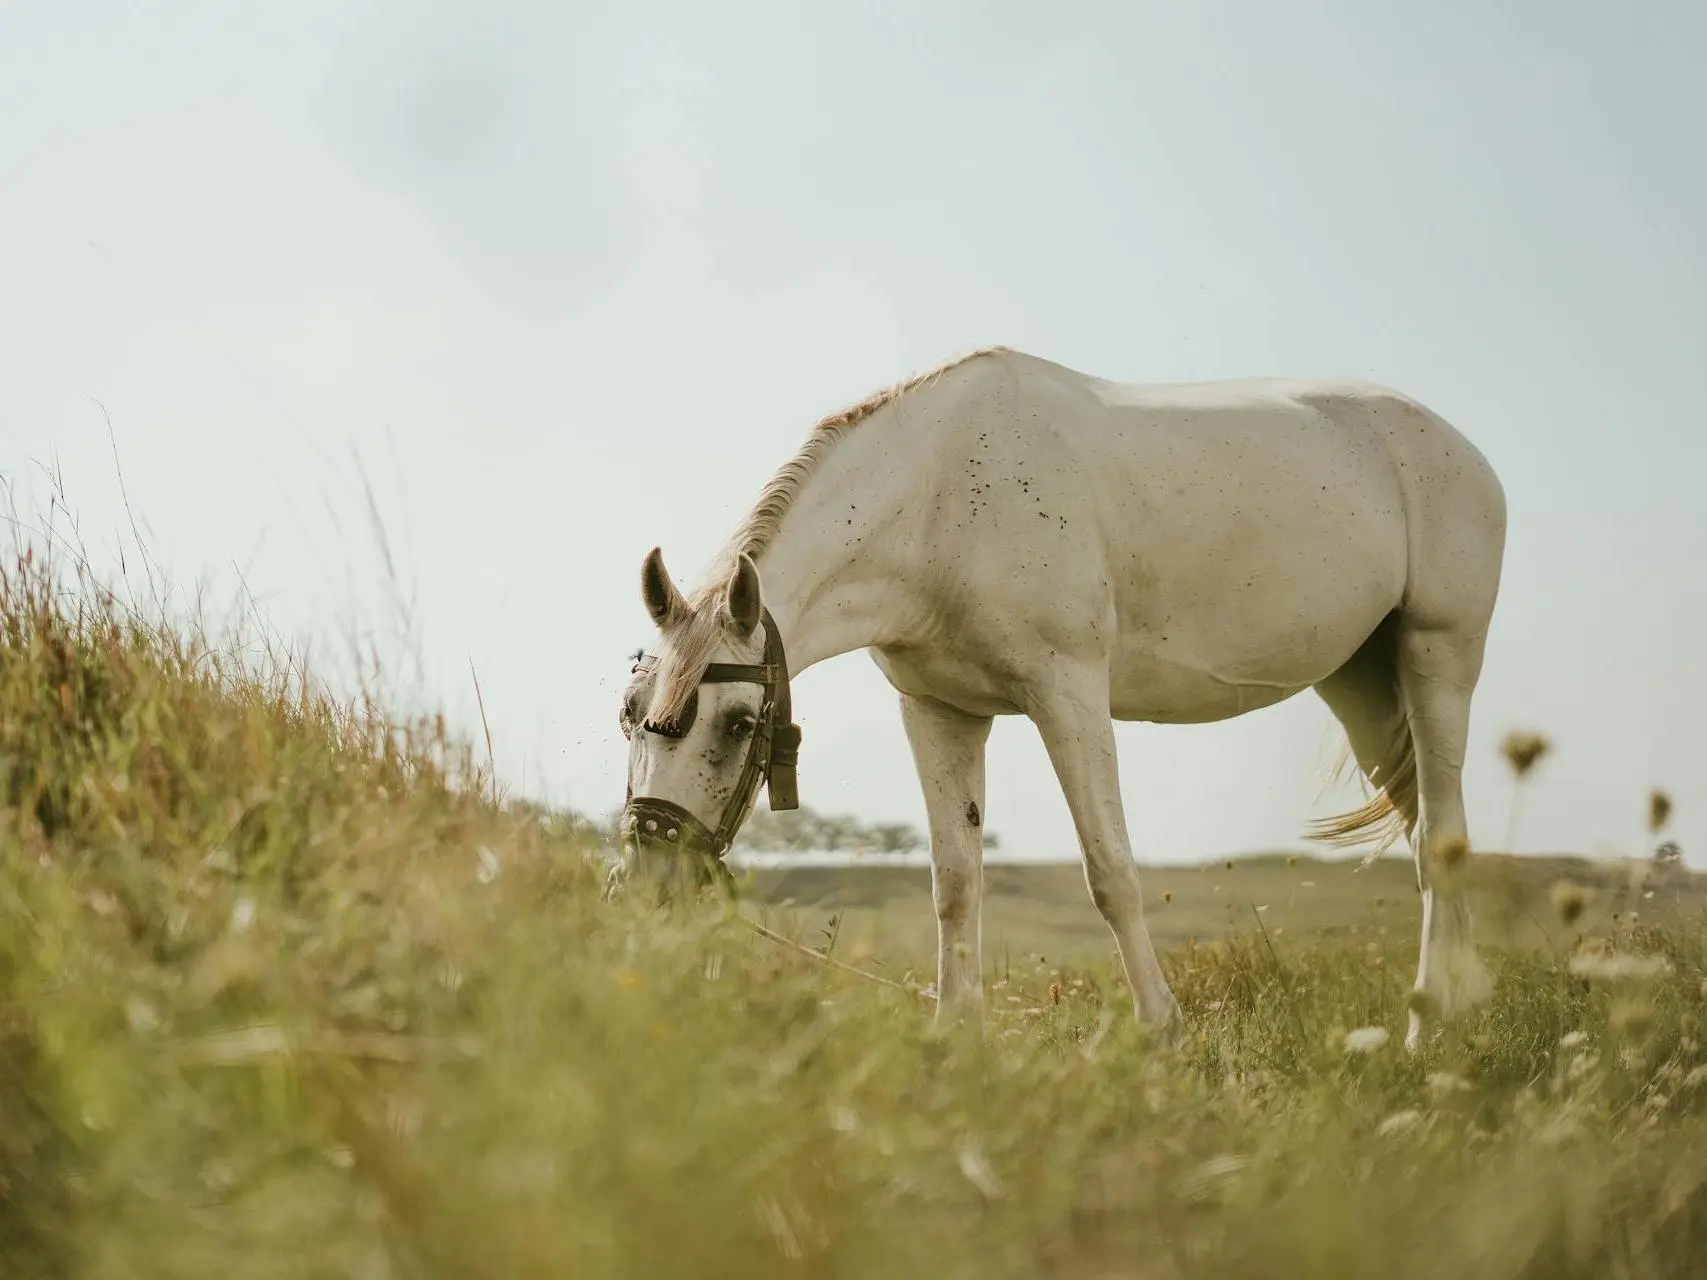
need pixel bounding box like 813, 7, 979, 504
731, 804, 924, 854
531, 797, 932, 856
869, 822, 924, 854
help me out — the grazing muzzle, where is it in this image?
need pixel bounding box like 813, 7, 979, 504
618, 607, 802, 893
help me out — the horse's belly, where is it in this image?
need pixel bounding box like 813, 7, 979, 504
1106, 652, 1312, 723
1104, 577, 1392, 724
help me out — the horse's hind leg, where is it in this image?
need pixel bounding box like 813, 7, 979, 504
1027, 673, 1180, 1034
1314, 610, 1490, 1051
1394, 616, 1495, 1050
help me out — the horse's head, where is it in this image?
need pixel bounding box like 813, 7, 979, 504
615, 547, 800, 898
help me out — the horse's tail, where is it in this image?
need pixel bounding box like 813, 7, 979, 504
1305, 731, 1418, 867
1305, 621, 1420, 866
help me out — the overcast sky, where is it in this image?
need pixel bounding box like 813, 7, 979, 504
2, 0, 1702, 866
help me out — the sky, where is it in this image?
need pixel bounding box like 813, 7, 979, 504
1, 0, 1702, 867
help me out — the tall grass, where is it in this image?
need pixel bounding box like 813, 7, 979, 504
2, 526, 1706, 1279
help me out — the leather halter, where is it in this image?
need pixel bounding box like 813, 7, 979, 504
618, 607, 801, 886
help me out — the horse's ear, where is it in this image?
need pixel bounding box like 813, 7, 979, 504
641, 547, 688, 628
723, 553, 763, 639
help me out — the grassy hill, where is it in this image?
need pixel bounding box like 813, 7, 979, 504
740, 849, 1705, 979
4, 532, 1707, 1279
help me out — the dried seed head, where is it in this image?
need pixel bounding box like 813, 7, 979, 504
1434, 837, 1470, 872
1344, 1026, 1391, 1054
1377, 1109, 1424, 1138
1501, 730, 1552, 779
1425, 1071, 1473, 1102
1569, 949, 1672, 983
1406, 988, 1440, 1020
1161, 890, 1174, 905
1649, 789, 1673, 835
1551, 880, 1590, 927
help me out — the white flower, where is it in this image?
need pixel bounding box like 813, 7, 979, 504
1377, 1109, 1423, 1137
1426, 1071, 1472, 1100
1567, 952, 1672, 982
957, 1143, 1005, 1200
829, 1106, 859, 1133
1343, 1026, 1391, 1054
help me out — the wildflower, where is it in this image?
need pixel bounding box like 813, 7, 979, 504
1537, 1114, 1583, 1147
1179, 1153, 1253, 1201
1377, 1109, 1423, 1137
1566, 1051, 1600, 1083
1567, 952, 1672, 983
125, 995, 160, 1035
1500, 731, 1552, 777
1426, 1071, 1473, 1102
957, 1142, 1005, 1200
1344, 1026, 1390, 1054
1434, 837, 1469, 873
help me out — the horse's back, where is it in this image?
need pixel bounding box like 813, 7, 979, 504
872, 349, 1504, 718
954, 348, 1503, 548
997, 348, 1509, 631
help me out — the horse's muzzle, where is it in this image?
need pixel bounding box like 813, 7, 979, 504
619, 798, 734, 897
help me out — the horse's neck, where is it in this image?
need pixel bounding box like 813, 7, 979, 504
747, 438, 916, 677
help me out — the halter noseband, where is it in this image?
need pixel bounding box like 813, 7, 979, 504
618, 607, 801, 886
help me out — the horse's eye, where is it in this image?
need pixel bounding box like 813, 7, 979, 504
727, 714, 757, 740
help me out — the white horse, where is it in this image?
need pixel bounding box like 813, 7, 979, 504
617, 346, 1506, 1050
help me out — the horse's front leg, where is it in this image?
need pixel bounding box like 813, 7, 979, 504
899, 692, 994, 1032
1027, 671, 1181, 1035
